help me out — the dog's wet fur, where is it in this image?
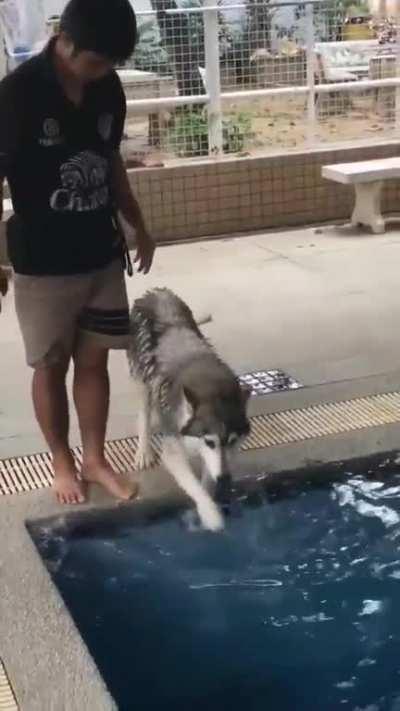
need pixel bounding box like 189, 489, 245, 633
128, 288, 250, 531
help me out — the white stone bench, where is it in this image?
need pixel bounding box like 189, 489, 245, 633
322, 158, 400, 234
315, 40, 378, 81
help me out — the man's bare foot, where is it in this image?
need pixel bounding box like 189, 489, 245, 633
53, 467, 86, 505
82, 460, 138, 500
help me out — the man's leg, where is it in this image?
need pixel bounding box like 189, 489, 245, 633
73, 340, 137, 499
32, 360, 85, 504
14, 272, 88, 505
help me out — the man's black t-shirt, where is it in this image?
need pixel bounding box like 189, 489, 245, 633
0, 40, 126, 275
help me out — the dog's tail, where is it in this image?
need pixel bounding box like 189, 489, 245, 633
195, 312, 213, 327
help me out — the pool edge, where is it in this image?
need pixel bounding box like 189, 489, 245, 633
3, 369, 400, 710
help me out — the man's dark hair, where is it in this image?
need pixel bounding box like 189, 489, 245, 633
60, 0, 137, 63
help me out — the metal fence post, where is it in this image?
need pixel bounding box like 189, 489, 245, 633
204, 2, 223, 156
305, 2, 316, 147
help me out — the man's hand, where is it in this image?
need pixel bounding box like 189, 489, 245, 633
111, 152, 156, 275
0, 266, 8, 297
135, 228, 155, 275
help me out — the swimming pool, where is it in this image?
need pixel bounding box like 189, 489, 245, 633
28, 453, 400, 711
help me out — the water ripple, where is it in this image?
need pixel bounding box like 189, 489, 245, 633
189, 578, 283, 590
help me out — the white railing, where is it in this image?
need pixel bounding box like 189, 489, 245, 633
126, 1, 400, 157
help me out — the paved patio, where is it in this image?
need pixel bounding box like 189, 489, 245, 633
2, 222, 400, 458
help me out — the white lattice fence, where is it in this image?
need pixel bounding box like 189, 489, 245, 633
120, 1, 400, 162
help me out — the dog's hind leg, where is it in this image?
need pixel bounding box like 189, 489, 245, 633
162, 437, 224, 532
135, 379, 156, 470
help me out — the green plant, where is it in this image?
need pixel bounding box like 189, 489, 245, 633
340, 0, 370, 14
133, 18, 170, 74
223, 112, 252, 154
166, 110, 252, 158
167, 111, 209, 157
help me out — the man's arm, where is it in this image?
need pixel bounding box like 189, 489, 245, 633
0, 176, 9, 297
0, 176, 3, 222
0, 267, 8, 297
0, 75, 23, 297
111, 151, 155, 274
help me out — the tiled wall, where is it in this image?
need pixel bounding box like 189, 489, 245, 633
130, 141, 400, 243
1, 141, 399, 265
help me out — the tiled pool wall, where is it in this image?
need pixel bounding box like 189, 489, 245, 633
129, 141, 400, 243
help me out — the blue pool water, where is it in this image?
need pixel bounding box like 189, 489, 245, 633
28, 456, 400, 711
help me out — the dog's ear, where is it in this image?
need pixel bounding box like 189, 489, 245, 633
179, 386, 201, 436
183, 386, 198, 411
180, 418, 204, 438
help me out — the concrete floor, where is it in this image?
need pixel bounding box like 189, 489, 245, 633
2, 222, 400, 458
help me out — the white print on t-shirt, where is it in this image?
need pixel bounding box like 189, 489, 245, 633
39, 118, 64, 147
50, 150, 109, 212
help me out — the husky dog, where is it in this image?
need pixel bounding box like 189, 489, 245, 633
128, 288, 251, 531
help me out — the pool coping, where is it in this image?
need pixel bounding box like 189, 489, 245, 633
3, 368, 400, 711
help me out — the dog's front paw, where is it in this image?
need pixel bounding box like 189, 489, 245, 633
198, 501, 224, 532
135, 446, 156, 470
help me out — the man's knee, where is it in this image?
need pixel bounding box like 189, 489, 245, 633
73, 342, 109, 371
33, 360, 69, 383
32, 343, 70, 376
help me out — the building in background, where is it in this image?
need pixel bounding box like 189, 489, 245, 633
368, 0, 398, 16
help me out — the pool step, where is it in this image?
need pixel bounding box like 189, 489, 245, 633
2, 390, 400, 496
0, 659, 18, 711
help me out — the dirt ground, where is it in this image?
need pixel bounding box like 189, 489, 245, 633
123, 92, 398, 165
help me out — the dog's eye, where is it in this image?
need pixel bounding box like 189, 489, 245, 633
205, 438, 216, 450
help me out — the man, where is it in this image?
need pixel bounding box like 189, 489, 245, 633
0, 266, 8, 302
0, 0, 155, 504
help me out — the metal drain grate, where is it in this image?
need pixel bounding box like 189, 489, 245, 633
242, 391, 400, 451
0, 435, 164, 496
239, 369, 302, 397
2, 391, 400, 496
0, 659, 18, 711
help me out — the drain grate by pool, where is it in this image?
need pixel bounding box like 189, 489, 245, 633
239, 369, 302, 396
242, 391, 400, 452
0, 659, 18, 711
0, 436, 162, 496
2, 391, 400, 496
